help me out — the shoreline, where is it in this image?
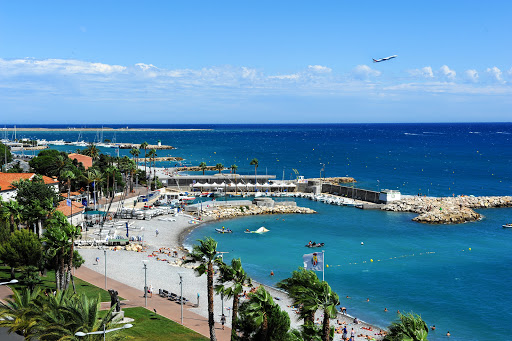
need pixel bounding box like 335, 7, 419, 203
77, 209, 385, 340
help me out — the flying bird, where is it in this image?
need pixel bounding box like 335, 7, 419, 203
372, 55, 397, 63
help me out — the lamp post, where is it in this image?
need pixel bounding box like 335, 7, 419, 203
75, 323, 133, 341
104, 249, 107, 289
178, 273, 184, 325
143, 261, 148, 307
0, 279, 18, 286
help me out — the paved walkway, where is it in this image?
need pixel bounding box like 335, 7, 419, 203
74, 266, 232, 340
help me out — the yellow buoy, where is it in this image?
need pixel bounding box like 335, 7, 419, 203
469, 247, 471, 251
326, 264, 329, 268
370, 259, 373, 262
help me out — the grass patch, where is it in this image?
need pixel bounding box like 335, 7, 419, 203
120, 307, 208, 341
0, 266, 120, 302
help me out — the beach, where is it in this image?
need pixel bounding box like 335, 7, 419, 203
77, 212, 385, 340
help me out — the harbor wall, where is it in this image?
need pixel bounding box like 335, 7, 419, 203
321, 184, 381, 203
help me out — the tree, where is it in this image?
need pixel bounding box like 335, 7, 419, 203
231, 164, 238, 174
0, 199, 23, 232
42, 211, 82, 291
199, 162, 208, 175
185, 237, 223, 341
277, 268, 321, 326
81, 144, 100, 161
313, 282, 339, 341
29, 150, 72, 178
147, 148, 157, 182
0, 287, 42, 337
0, 229, 42, 280
140, 141, 149, 174
215, 258, 252, 340
250, 158, 259, 178
215, 163, 224, 174
384, 312, 429, 341
0, 142, 13, 169
130, 147, 140, 164
238, 286, 290, 341
14, 175, 61, 236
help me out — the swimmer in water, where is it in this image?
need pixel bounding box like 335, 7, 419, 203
270, 270, 274, 276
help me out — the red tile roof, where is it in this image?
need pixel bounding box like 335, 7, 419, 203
0, 173, 58, 192
56, 199, 85, 217
68, 153, 93, 169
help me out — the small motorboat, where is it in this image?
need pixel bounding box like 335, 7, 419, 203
305, 242, 325, 248
216, 228, 233, 233
244, 227, 269, 234
503, 223, 512, 228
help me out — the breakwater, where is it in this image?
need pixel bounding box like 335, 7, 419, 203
383, 196, 512, 224
321, 183, 380, 203
201, 204, 316, 220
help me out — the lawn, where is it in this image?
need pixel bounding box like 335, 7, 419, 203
0, 266, 116, 302
119, 307, 208, 341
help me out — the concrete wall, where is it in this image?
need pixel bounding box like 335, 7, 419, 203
321, 184, 381, 203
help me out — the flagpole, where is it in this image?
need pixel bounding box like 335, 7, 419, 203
322, 250, 325, 281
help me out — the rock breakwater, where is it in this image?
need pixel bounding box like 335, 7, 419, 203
382, 196, 512, 224
202, 204, 316, 220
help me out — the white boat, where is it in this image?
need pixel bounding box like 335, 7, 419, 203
503, 224, 512, 228
48, 139, 66, 145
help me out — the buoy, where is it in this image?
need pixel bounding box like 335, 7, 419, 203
326, 264, 329, 268
361, 242, 364, 245
370, 259, 373, 262
469, 247, 471, 251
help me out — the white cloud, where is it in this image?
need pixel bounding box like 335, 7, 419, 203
267, 74, 300, 80
351, 65, 381, 80
0, 58, 126, 75
464, 69, 479, 83
408, 66, 434, 78
439, 65, 456, 80
307, 65, 332, 73
486, 66, 505, 83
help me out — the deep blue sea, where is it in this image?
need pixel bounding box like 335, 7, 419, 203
8, 123, 512, 340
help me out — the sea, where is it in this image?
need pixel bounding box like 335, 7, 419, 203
7, 123, 512, 341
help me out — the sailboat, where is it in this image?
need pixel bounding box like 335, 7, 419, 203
244, 226, 269, 234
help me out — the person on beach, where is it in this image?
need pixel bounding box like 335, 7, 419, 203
350, 328, 355, 341
221, 314, 226, 330
342, 326, 347, 340
156, 228, 159, 237
95, 257, 99, 264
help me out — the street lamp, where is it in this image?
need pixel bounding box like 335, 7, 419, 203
104, 249, 107, 289
75, 323, 133, 341
178, 273, 184, 325
320, 163, 325, 180
143, 261, 148, 307
0, 279, 18, 285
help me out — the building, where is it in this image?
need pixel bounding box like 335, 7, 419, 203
56, 199, 85, 225
68, 153, 93, 170
379, 189, 402, 203
0, 172, 59, 201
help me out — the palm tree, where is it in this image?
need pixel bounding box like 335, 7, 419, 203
230, 164, 238, 174
60, 169, 76, 197
83, 144, 100, 161
215, 163, 224, 174
277, 268, 321, 325
140, 142, 149, 174
250, 158, 259, 183
384, 312, 429, 341
0, 199, 23, 232
185, 237, 223, 341
147, 148, 157, 182
215, 258, 252, 339
130, 147, 140, 164
199, 162, 208, 175
0, 287, 42, 338
244, 286, 275, 341
315, 282, 339, 341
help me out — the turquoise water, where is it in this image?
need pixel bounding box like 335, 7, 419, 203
10, 123, 512, 340
187, 200, 512, 341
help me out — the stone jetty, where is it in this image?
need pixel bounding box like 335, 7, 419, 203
201, 204, 316, 220
382, 196, 512, 224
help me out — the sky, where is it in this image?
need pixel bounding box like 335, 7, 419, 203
0, 0, 511, 124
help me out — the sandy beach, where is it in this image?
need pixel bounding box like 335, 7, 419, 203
77, 213, 386, 340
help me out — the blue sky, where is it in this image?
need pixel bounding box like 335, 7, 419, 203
0, 1, 511, 124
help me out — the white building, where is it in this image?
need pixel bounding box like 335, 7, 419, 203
379, 189, 402, 203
